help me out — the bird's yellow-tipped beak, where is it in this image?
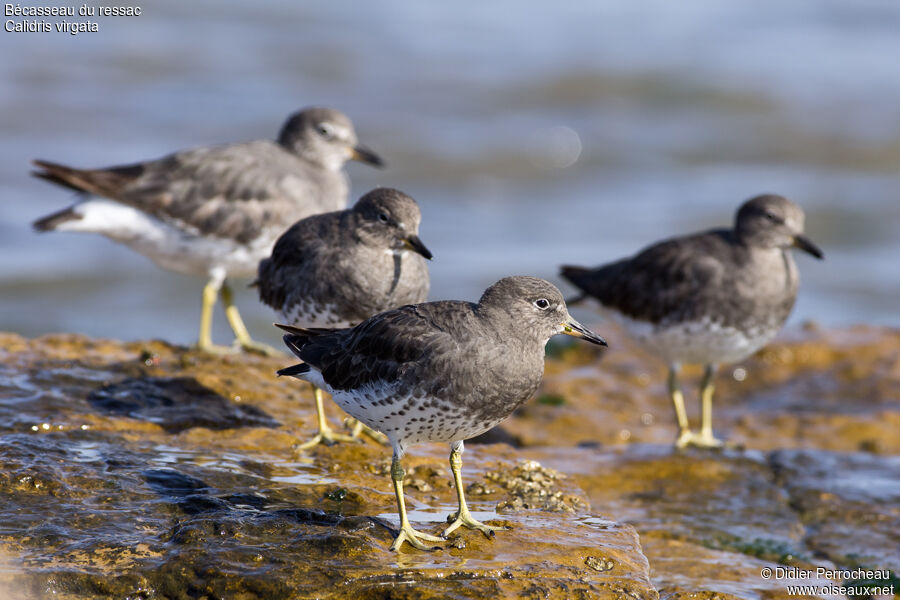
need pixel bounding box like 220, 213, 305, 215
561, 318, 607, 346
348, 144, 385, 168
402, 235, 433, 260
792, 234, 824, 259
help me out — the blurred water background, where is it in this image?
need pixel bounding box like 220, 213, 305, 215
1, 0, 899, 347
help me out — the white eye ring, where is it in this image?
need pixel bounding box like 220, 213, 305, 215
533, 298, 550, 310
317, 123, 334, 138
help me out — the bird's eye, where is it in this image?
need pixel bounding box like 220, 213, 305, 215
377, 212, 389, 223
533, 298, 551, 310
764, 210, 780, 222
317, 125, 332, 138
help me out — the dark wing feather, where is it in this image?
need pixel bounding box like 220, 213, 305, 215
256, 213, 340, 309
276, 323, 332, 336
292, 303, 465, 392
32, 159, 146, 197
562, 230, 734, 323
276, 362, 310, 378
33, 205, 81, 232
278, 324, 346, 378
117, 142, 322, 244
35, 141, 324, 244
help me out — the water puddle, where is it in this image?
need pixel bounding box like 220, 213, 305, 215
269, 471, 336, 486
378, 507, 499, 526
0, 369, 43, 405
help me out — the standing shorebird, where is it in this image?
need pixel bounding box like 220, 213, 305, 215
256, 187, 432, 449
561, 194, 823, 448
276, 276, 607, 551
31, 107, 383, 354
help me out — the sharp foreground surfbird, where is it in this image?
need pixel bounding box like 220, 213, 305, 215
277, 276, 606, 550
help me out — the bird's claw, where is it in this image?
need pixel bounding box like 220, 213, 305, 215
675, 429, 726, 449
390, 525, 444, 551
443, 509, 497, 539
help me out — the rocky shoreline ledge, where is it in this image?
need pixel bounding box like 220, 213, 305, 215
0, 325, 897, 599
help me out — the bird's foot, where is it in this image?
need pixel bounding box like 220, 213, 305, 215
347, 418, 389, 445
390, 524, 444, 552
295, 424, 360, 451
235, 338, 284, 357
194, 340, 241, 355
443, 508, 498, 539
695, 429, 726, 448
675, 429, 726, 449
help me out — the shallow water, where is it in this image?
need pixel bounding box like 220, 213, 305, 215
1, 1, 899, 348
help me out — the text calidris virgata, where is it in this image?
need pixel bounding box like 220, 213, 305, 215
276, 276, 606, 550
31, 107, 383, 354
561, 194, 823, 448
257, 187, 432, 448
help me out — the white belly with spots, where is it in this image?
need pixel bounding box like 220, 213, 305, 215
300, 370, 490, 452
280, 301, 354, 329
53, 199, 275, 278
611, 310, 779, 366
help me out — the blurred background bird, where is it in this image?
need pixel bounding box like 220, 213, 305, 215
561, 194, 823, 448
256, 187, 432, 448
28, 107, 383, 354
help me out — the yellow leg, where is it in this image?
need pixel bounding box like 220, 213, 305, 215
696, 364, 724, 448
220, 282, 282, 356
348, 418, 389, 445
196, 276, 235, 354
443, 442, 496, 538
668, 366, 697, 448
389, 454, 444, 551
296, 386, 359, 450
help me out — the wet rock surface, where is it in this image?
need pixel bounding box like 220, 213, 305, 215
516, 323, 900, 599
88, 376, 280, 433
0, 332, 654, 599
0, 325, 897, 599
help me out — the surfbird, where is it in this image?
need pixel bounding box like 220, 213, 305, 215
257, 187, 432, 449
561, 194, 823, 448
31, 107, 383, 355
276, 276, 606, 551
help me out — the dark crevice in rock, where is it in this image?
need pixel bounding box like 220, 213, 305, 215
88, 376, 280, 432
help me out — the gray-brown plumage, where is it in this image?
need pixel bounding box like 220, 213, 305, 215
257, 188, 431, 328
257, 187, 432, 449
561, 194, 824, 448
277, 276, 606, 551
33, 108, 383, 243
31, 107, 383, 354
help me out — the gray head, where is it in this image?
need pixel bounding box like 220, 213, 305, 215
478, 276, 607, 346
277, 107, 384, 171
351, 188, 433, 259
734, 194, 824, 259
